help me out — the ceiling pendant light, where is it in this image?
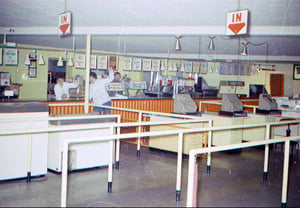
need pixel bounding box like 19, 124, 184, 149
24, 54, 31, 65
208, 36, 215, 50
57, 56, 64, 66
241, 42, 248, 56
67, 57, 74, 66
38, 54, 45, 65
174, 35, 182, 51
180, 64, 185, 72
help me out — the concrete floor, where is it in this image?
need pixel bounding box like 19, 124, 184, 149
0, 142, 299, 207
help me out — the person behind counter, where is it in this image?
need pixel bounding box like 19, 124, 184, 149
54, 76, 78, 100
90, 68, 114, 114
108, 71, 124, 97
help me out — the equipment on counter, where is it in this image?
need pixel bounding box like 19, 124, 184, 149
0, 72, 22, 100
173, 93, 200, 115
219, 94, 247, 117
218, 80, 246, 97
256, 93, 281, 115
194, 77, 218, 97
249, 84, 267, 98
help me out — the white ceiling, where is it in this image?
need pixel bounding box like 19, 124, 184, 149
0, 0, 300, 62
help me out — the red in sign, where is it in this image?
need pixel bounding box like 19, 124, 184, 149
58, 11, 71, 35
226, 10, 248, 35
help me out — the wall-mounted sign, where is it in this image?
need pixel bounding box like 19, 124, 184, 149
142, 59, 151, 71
132, 58, 142, 71
4, 48, 18, 65
58, 11, 72, 35
97, 55, 108, 70
75, 54, 86, 68
226, 9, 248, 35
151, 59, 160, 71
90, 55, 97, 69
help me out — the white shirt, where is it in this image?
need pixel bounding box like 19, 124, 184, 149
89, 70, 114, 106
54, 82, 78, 100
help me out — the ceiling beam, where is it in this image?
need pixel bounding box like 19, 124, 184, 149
1, 26, 300, 36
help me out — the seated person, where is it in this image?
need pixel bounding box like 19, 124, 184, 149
108, 71, 124, 96
54, 76, 78, 100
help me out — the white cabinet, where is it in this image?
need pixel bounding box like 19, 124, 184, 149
0, 103, 48, 181
48, 118, 114, 172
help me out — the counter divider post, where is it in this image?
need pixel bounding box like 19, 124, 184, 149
281, 139, 290, 208
115, 116, 121, 169
108, 126, 114, 193
137, 112, 142, 158
176, 132, 183, 202
263, 124, 270, 183
26, 119, 33, 182
186, 150, 197, 207
207, 120, 213, 175
60, 140, 69, 207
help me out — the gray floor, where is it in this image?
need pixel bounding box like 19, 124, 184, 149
0, 142, 299, 207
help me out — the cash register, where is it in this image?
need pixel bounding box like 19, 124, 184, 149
219, 94, 247, 117
256, 93, 281, 115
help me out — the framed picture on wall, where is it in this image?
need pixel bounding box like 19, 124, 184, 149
151, 59, 160, 71
28, 67, 37, 78
4, 48, 18, 65
142, 59, 151, 71
184, 61, 193, 72
109, 56, 117, 69
132, 58, 142, 71
219, 63, 226, 74
227, 63, 233, 75
75, 54, 86, 68
122, 57, 132, 71
293, 64, 300, 80
200, 62, 208, 74
97, 55, 108, 70
90, 55, 97, 69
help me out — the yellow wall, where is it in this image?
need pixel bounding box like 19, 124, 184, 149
0, 45, 299, 100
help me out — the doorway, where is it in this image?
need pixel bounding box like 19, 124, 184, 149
270, 73, 284, 96
48, 59, 66, 98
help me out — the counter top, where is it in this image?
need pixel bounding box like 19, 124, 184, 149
0, 96, 222, 103
0, 102, 49, 113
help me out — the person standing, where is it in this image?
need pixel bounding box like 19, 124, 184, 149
54, 76, 78, 100
89, 68, 114, 114
108, 71, 124, 96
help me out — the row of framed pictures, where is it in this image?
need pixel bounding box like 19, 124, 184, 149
219, 63, 252, 75
77, 54, 253, 75
75, 54, 195, 72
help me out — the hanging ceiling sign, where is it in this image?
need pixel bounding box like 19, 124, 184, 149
58, 11, 72, 35
226, 9, 248, 35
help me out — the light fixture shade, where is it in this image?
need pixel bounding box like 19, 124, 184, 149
173, 64, 178, 71
160, 63, 165, 71
180, 64, 185, 72
24, 54, 31, 65
174, 36, 182, 51
67, 57, 74, 67
208, 38, 215, 50
57, 56, 64, 66
38, 54, 45, 65
241, 42, 248, 56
